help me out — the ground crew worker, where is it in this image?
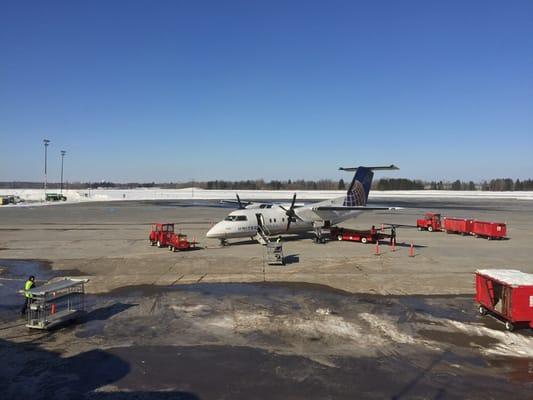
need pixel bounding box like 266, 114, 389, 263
370, 225, 377, 236
390, 226, 397, 245
21, 275, 36, 316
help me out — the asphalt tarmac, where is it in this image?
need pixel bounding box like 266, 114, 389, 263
1, 198, 533, 398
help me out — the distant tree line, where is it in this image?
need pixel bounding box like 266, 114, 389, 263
374, 179, 425, 190
427, 179, 533, 191
1, 178, 532, 191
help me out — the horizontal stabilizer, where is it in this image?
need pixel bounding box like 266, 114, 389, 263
339, 165, 399, 172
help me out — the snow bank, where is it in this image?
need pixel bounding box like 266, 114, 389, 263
1, 188, 533, 205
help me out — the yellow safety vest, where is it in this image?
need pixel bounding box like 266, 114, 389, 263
24, 280, 34, 298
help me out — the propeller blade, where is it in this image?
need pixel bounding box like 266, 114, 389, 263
290, 193, 297, 209
236, 194, 244, 209
286, 219, 291, 231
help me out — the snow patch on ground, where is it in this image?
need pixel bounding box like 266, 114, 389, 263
359, 313, 418, 345
203, 310, 440, 354
446, 320, 533, 357
170, 304, 210, 313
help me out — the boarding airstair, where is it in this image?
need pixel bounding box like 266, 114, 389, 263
254, 213, 271, 245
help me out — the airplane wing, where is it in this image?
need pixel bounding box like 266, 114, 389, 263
313, 206, 403, 211
219, 199, 254, 207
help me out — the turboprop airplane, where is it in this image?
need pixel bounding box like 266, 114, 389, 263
206, 165, 400, 245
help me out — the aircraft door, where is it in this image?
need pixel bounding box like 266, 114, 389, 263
255, 213, 265, 228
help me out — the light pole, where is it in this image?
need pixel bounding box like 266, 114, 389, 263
43, 139, 50, 198
60, 150, 66, 194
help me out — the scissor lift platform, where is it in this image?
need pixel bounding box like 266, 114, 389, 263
25, 278, 89, 330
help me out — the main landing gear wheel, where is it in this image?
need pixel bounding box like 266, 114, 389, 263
361, 237, 368, 244
505, 321, 514, 331
478, 305, 487, 315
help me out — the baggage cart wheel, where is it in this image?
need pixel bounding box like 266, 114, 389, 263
505, 321, 514, 332
157, 240, 162, 248
428, 226, 433, 232
361, 237, 368, 244
150, 241, 156, 246
417, 227, 422, 231
487, 236, 492, 240
478, 305, 487, 315
337, 235, 343, 241
168, 246, 174, 252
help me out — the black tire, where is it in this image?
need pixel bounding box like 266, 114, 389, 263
478, 305, 487, 315
505, 321, 514, 332
361, 237, 368, 244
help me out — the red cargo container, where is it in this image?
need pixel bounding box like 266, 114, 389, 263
476, 269, 533, 331
443, 217, 474, 235
472, 221, 506, 240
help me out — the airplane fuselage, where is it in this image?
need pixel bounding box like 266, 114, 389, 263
206, 203, 362, 240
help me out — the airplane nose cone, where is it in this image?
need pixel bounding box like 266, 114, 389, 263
206, 224, 223, 239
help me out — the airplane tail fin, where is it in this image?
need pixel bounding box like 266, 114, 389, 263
340, 165, 399, 206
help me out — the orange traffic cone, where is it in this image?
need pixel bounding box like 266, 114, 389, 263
409, 242, 414, 257
375, 241, 380, 256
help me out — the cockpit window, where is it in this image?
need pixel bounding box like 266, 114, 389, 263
224, 215, 248, 222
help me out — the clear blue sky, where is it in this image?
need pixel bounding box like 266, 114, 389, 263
1, 1, 532, 183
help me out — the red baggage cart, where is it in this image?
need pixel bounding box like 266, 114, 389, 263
472, 221, 506, 240
476, 269, 533, 331
443, 217, 473, 235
